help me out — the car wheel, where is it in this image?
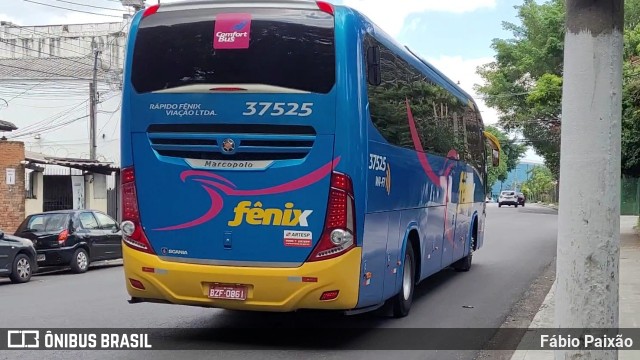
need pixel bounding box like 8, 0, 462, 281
498, 203, 502, 208
9, 254, 33, 284
70, 248, 89, 274
392, 245, 416, 318
515, 204, 518, 208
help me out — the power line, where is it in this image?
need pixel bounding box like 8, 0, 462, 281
0, 62, 88, 79
11, 100, 88, 136
3, 40, 95, 68
11, 115, 90, 139
51, 0, 126, 12
22, 0, 124, 18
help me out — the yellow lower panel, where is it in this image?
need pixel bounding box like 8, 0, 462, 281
123, 245, 362, 312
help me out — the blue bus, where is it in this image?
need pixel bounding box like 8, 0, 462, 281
120, 0, 500, 318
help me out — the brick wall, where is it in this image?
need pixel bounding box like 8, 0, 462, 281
0, 141, 25, 233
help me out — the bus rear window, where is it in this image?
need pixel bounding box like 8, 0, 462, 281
131, 7, 336, 94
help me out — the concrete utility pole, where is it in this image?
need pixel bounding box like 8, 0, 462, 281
89, 48, 101, 161
555, 1, 623, 360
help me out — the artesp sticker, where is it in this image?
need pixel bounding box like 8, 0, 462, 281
283, 230, 313, 247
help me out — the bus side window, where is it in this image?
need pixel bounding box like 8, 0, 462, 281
367, 46, 381, 86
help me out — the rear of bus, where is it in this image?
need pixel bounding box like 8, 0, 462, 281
120, 0, 364, 311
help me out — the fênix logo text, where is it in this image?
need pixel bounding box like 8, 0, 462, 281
228, 201, 313, 227
6, 330, 152, 349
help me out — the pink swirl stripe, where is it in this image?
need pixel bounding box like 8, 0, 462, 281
153, 157, 341, 231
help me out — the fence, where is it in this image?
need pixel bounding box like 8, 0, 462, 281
621, 175, 640, 216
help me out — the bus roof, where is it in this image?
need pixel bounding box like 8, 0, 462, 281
154, 0, 322, 12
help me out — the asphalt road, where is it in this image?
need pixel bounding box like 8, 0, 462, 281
0, 203, 558, 360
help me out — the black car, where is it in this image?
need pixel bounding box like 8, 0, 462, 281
14, 210, 123, 274
517, 192, 526, 207
0, 229, 38, 283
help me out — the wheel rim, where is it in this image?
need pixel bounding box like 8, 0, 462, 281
77, 252, 88, 270
17, 258, 31, 279
402, 255, 412, 300
470, 234, 476, 256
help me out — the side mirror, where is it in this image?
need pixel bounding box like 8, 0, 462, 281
367, 45, 381, 86
483, 130, 501, 168
0, 231, 4, 239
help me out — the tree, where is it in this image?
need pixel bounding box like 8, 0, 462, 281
476, 0, 640, 178
484, 125, 527, 189
521, 165, 555, 201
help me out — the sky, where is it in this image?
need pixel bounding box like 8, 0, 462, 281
0, 0, 544, 164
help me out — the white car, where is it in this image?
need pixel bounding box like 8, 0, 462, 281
498, 191, 519, 207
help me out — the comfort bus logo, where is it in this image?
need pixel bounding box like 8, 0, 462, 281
213, 13, 251, 49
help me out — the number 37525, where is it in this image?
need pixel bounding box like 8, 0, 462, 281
243, 102, 313, 117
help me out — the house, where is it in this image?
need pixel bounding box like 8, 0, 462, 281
0, 139, 119, 233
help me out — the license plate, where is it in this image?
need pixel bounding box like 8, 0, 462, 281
36, 254, 45, 261
208, 284, 247, 300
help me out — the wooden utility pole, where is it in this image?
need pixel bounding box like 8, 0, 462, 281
555, 1, 624, 359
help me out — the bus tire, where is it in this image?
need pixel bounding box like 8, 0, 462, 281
392, 244, 415, 318
453, 230, 475, 272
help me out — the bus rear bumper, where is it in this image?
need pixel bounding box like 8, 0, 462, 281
123, 245, 362, 312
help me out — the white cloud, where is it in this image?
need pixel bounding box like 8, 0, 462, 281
341, 0, 496, 35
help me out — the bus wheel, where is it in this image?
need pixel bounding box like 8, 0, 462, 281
392, 245, 415, 318
453, 231, 475, 272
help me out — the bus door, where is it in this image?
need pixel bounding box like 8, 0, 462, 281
441, 152, 460, 268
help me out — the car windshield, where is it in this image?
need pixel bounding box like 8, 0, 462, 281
502, 192, 515, 196
23, 213, 69, 232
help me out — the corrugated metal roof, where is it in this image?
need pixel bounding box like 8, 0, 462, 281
25, 150, 119, 175
0, 57, 110, 80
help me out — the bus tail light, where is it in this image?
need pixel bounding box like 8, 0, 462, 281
316, 1, 334, 15
142, 4, 160, 18
307, 172, 356, 262
121, 167, 155, 255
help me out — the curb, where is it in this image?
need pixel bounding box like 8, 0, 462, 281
537, 203, 558, 210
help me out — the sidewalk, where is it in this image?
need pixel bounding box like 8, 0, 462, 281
510, 216, 640, 360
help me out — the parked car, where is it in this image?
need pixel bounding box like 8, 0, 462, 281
14, 210, 123, 274
517, 192, 526, 207
0, 229, 38, 283
498, 191, 519, 208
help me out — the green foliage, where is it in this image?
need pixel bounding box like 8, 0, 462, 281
476, 0, 640, 178
622, 73, 640, 175
484, 125, 527, 189
521, 165, 556, 202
